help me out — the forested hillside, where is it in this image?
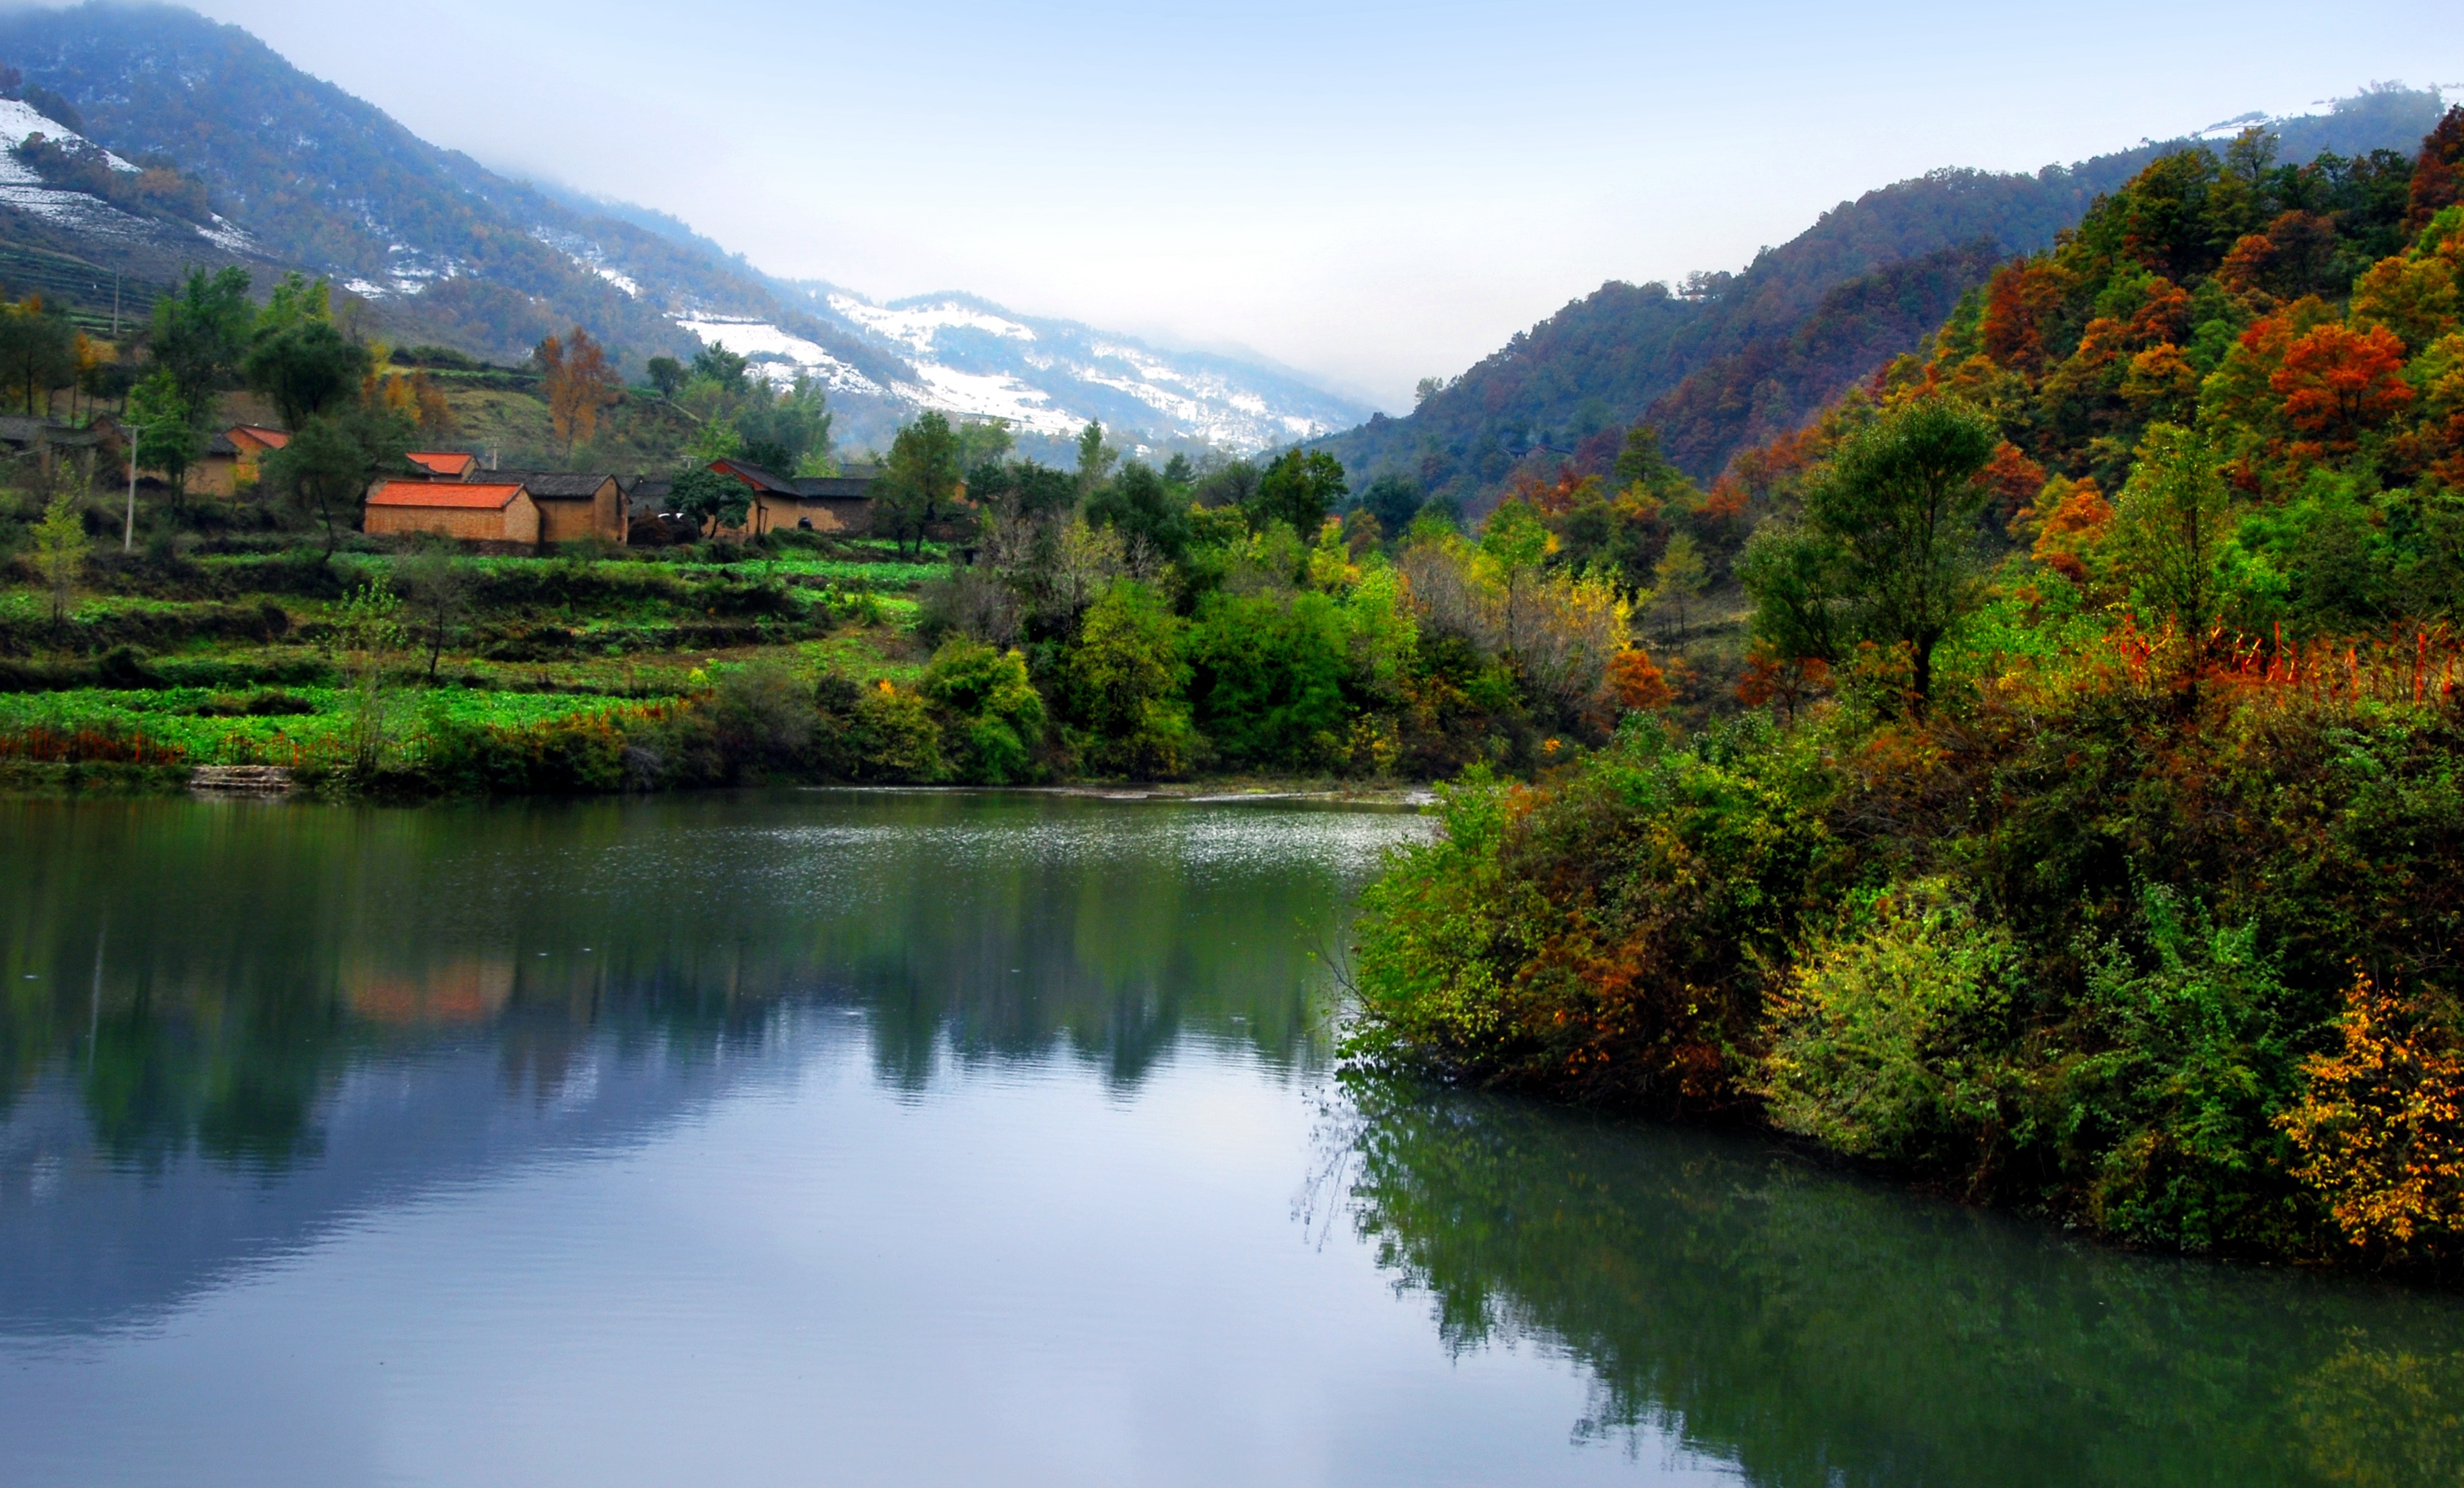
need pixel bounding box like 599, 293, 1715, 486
1348, 106, 2464, 1277
1318, 85, 2448, 508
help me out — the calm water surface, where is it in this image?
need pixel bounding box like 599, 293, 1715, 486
2, 791, 2460, 1487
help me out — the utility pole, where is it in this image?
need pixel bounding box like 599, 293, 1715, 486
122, 417, 160, 553
125, 430, 139, 552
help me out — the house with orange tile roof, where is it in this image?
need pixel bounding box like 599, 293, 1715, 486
406, 450, 477, 479
191, 424, 290, 498
363, 478, 540, 545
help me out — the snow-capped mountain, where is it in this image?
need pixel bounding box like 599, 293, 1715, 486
675, 288, 1369, 454
0, 5, 1367, 457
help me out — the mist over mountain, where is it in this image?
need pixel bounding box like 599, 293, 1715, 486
0, 1, 1365, 454
1316, 83, 2449, 504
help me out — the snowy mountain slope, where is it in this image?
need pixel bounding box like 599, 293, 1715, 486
0, 92, 252, 258
678, 285, 1373, 453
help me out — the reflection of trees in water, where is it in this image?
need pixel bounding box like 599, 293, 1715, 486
1338, 1079, 2464, 1488
1, 793, 1390, 1170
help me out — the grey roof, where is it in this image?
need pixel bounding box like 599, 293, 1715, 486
0, 417, 100, 448
488, 471, 619, 499
790, 474, 875, 500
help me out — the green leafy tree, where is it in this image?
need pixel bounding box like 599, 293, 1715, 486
1742, 395, 1999, 705
1736, 516, 1843, 667
265, 404, 411, 557
671, 467, 751, 537
1479, 498, 1552, 570
149, 265, 253, 416
922, 638, 1049, 783
734, 373, 833, 473
398, 539, 475, 681
1649, 531, 1709, 639
690, 344, 749, 389
244, 318, 372, 431
686, 418, 744, 464
1614, 422, 1681, 487
125, 366, 205, 499
1250, 448, 1348, 535
330, 572, 408, 777
646, 356, 685, 398
1185, 590, 1352, 768
29, 488, 88, 623
1062, 580, 1194, 777
1074, 420, 1118, 497
1358, 471, 1423, 536
252, 272, 331, 338
877, 410, 963, 558
952, 417, 1015, 476
1085, 459, 1192, 562
2112, 423, 2236, 652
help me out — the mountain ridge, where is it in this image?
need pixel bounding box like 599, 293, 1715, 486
1315, 83, 2451, 504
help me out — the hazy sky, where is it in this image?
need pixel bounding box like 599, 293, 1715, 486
185, 1, 2458, 408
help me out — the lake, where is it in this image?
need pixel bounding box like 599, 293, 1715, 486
2, 790, 2459, 1487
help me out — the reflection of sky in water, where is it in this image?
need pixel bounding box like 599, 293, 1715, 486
3, 792, 2461, 1487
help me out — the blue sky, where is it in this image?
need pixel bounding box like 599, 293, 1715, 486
193, 0, 2458, 407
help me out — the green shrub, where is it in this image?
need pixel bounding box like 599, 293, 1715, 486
1350, 717, 1830, 1110
1185, 589, 1352, 770
848, 681, 946, 782
922, 639, 1048, 784
2055, 888, 2304, 1252
1062, 581, 1195, 778
1758, 881, 2025, 1168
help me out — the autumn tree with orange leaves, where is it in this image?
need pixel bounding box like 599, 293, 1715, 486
537, 327, 621, 459
2271, 323, 2414, 450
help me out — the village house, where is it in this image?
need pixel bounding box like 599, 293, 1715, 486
362, 478, 540, 546
190, 424, 288, 498
702, 457, 878, 536
368, 455, 629, 547
488, 471, 629, 545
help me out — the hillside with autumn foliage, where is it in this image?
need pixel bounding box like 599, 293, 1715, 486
1317, 85, 2448, 512
1346, 106, 2464, 1280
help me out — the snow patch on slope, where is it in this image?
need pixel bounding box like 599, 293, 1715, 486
675, 315, 884, 397
887, 366, 1083, 437
0, 97, 139, 174
829, 295, 1035, 352
531, 226, 642, 299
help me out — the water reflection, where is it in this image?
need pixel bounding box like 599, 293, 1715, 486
1336, 1081, 2464, 1488
0, 791, 1419, 1336
2, 791, 1404, 1147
